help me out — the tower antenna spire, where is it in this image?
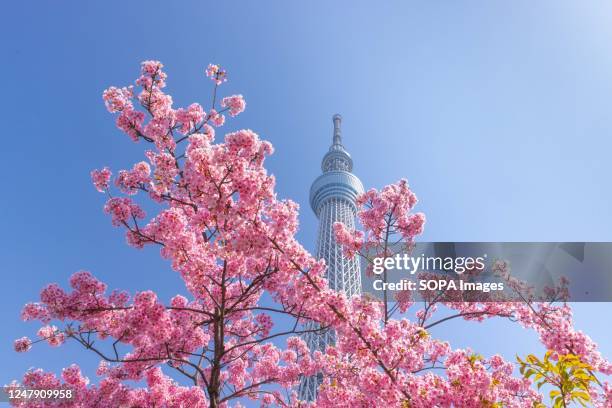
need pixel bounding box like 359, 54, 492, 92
332, 113, 342, 145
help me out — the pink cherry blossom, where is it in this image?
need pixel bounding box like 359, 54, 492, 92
116, 107, 145, 142
221, 94, 246, 117
103, 197, 145, 226
37, 325, 65, 347
205, 63, 227, 85
176, 103, 205, 134
137, 60, 167, 89
14, 337, 32, 353
102, 86, 134, 113
91, 167, 112, 192
207, 108, 225, 127
115, 161, 151, 194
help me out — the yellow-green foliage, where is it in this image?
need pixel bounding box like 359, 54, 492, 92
517, 351, 597, 408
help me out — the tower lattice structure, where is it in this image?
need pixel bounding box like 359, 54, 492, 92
298, 114, 364, 401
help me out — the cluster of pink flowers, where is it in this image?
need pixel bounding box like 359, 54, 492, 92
138, 86, 173, 118
351, 179, 426, 242
175, 103, 205, 134
90, 167, 111, 192
37, 325, 65, 347
145, 150, 178, 196
221, 94, 246, 117
115, 108, 145, 142
99, 61, 244, 158
103, 197, 145, 226
102, 86, 133, 113
13, 337, 31, 353
207, 108, 225, 127
136, 60, 167, 89
115, 161, 151, 194
333, 223, 363, 257
205, 63, 227, 85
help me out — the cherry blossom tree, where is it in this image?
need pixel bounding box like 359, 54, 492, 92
330, 190, 611, 407
11, 61, 611, 407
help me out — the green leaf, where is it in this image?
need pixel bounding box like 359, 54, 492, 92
571, 391, 590, 401
523, 369, 536, 379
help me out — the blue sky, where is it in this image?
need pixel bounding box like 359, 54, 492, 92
1, 0, 611, 397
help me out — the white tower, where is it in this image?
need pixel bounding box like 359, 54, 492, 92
298, 114, 364, 401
